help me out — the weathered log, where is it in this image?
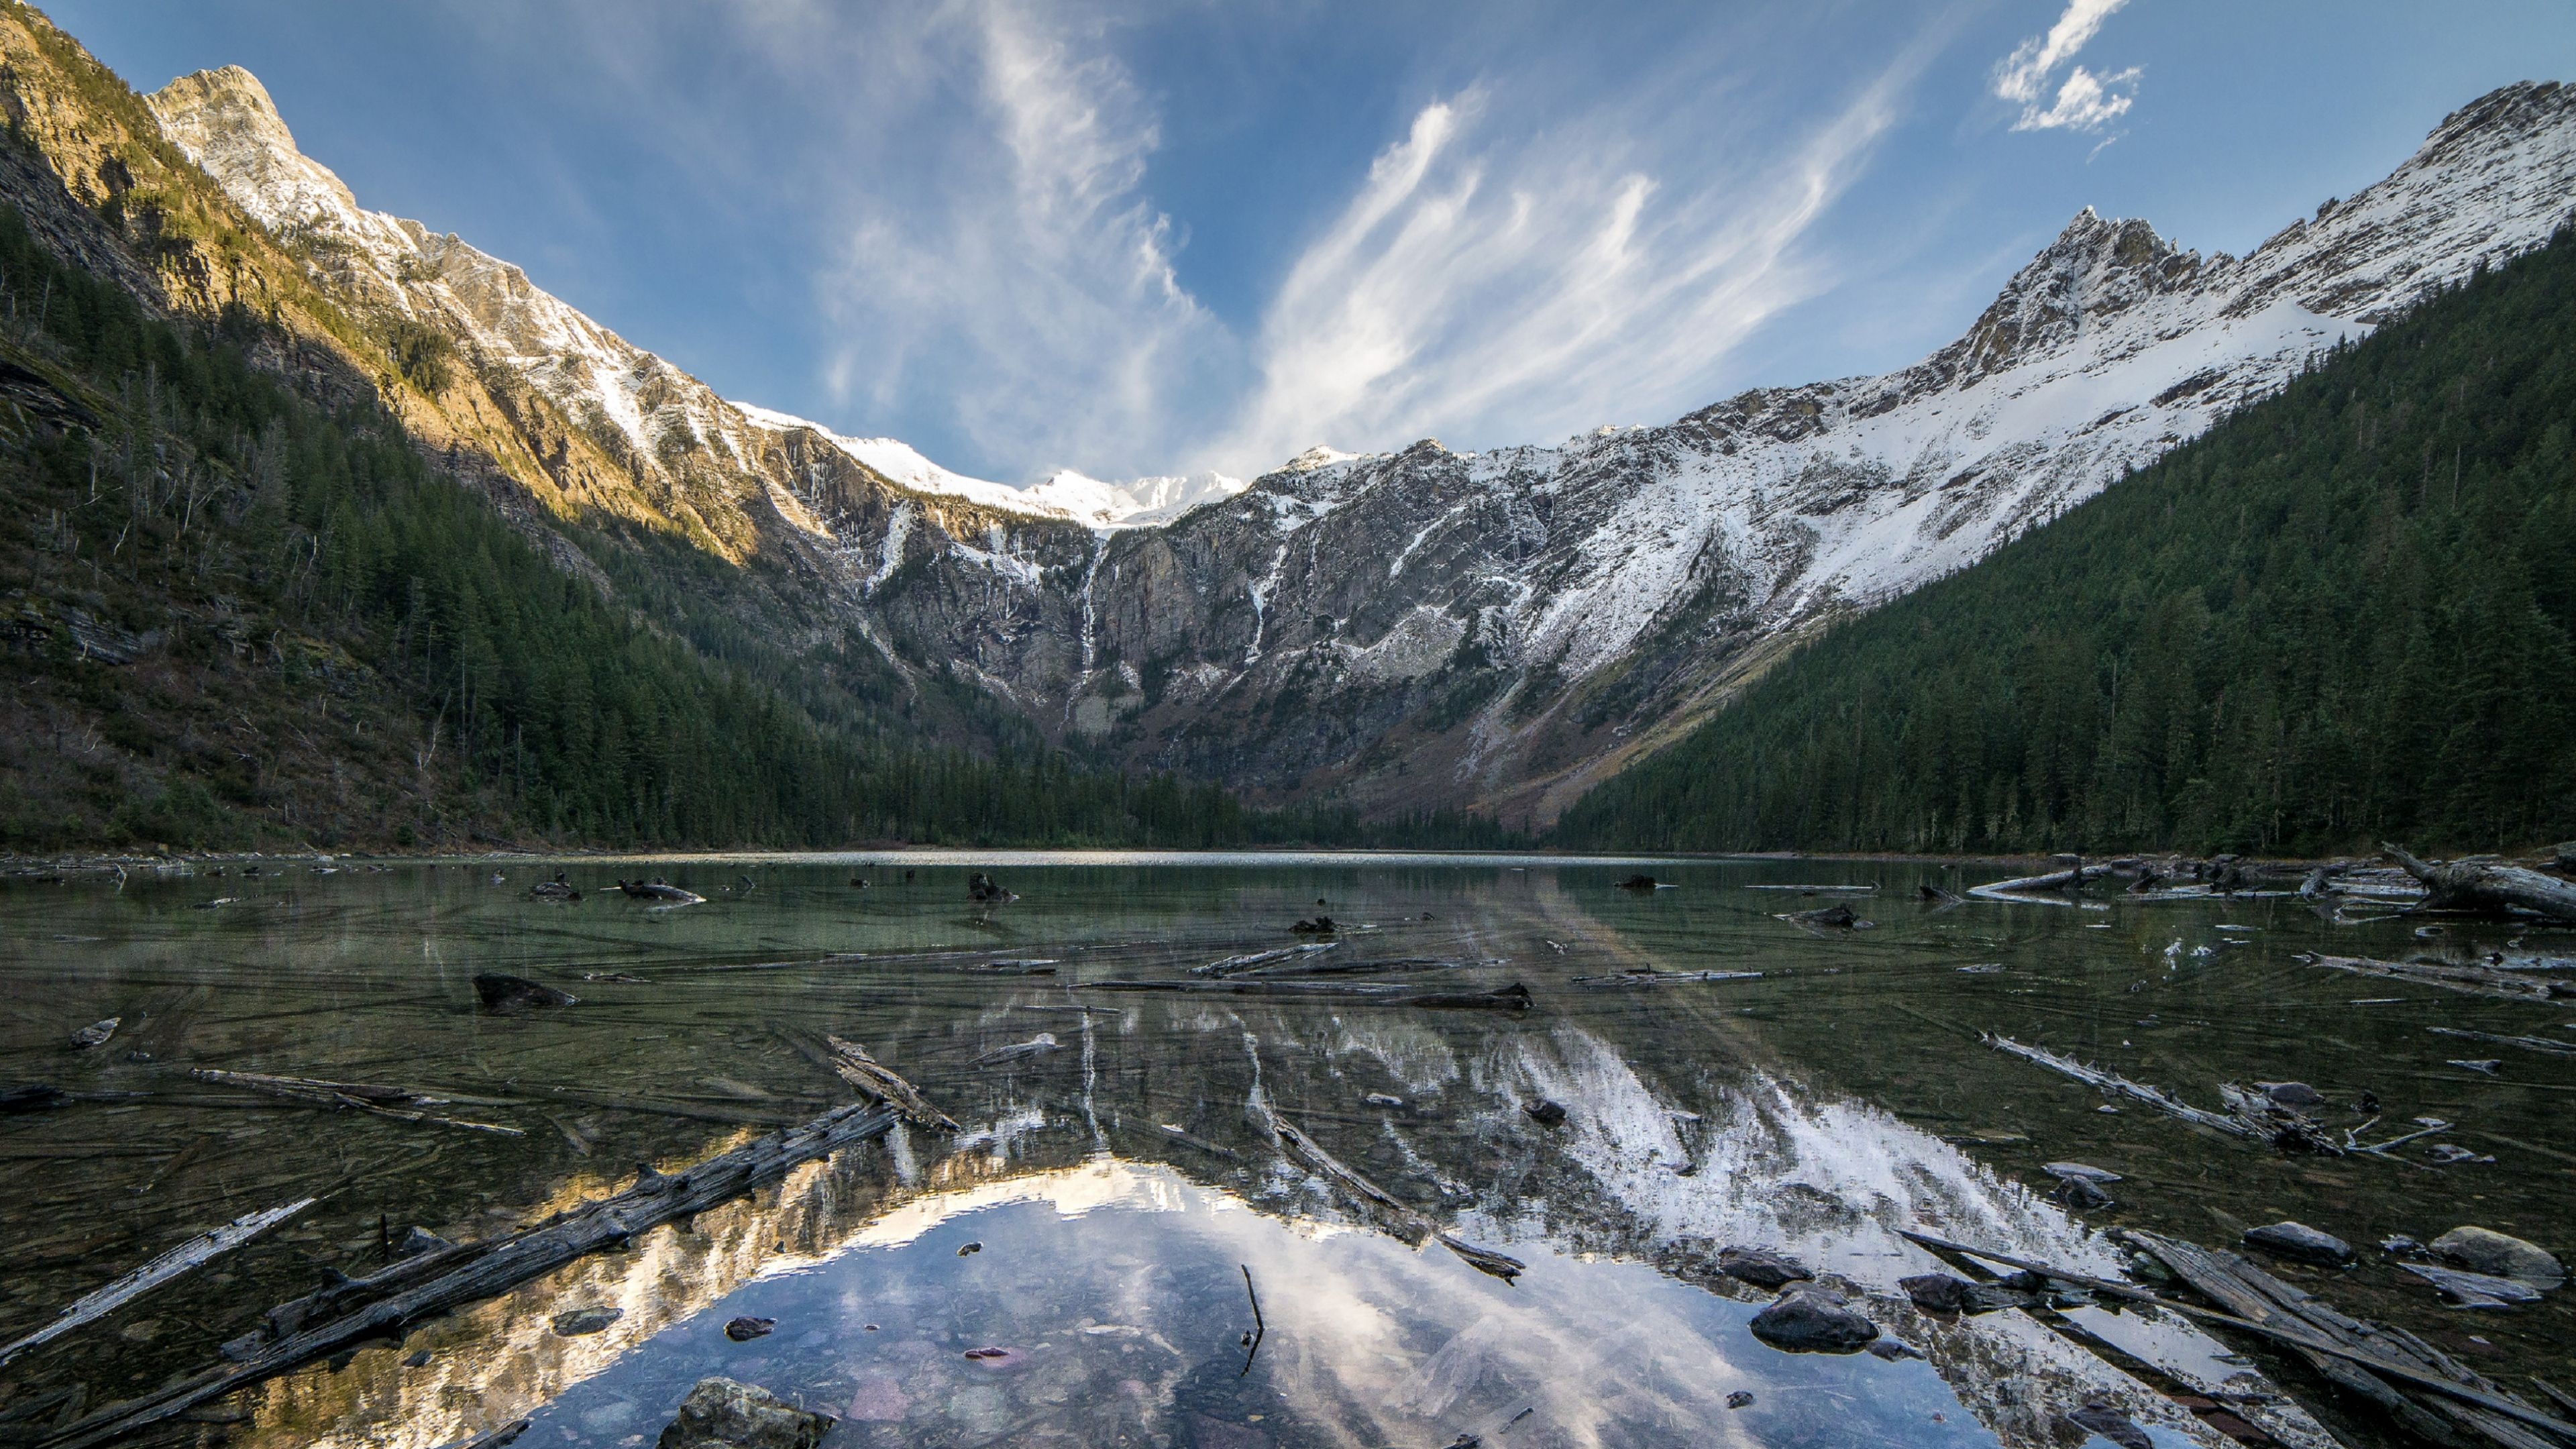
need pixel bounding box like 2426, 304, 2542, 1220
820, 1035, 959, 1131
2295, 953, 2573, 1003
185, 1069, 526, 1137
2428, 1025, 2576, 1058
1901, 1230, 2576, 1446
1570, 969, 1764, 987
1079, 978, 1532, 1010
39, 1101, 906, 1449
1968, 864, 2114, 904
2121, 1229, 2568, 1449
1190, 944, 1338, 978
1269, 1114, 1522, 1283
1983, 1034, 2261, 1140
2385, 843, 2576, 922
0, 1199, 311, 1368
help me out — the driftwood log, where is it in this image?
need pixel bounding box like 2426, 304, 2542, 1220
2296, 953, 2573, 1003
0, 1199, 311, 1368
1080, 979, 1532, 1010
1898, 1230, 2576, 1445
2385, 843, 2576, 922
38, 1099, 910, 1449
1268, 1114, 1523, 1283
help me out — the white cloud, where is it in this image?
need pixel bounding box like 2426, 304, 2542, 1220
816, 0, 1225, 482
1994, 0, 2140, 133
1203, 72, 1910, 475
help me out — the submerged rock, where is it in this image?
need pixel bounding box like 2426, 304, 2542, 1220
2259, 1081, 2326, 1110
1617, 875, 1658, 891
2430, 1226, 2563, 1284
70, 1017, 119, 1049
1717, 1246, 1813, 1290
2042, 1162, 2123, 1183
1784, 904, 1873, 929
724, 1316, 776, 1341
1725, 1391, 1755, 1409
657, 1378, 833, 1449
1866, 1338, 1928, 1361
395, 1226, 455, 1259
966, 872, 1016, 904
0, 1083, 68, 1114
474, 973, 577, 1012
1899, 1273, 2027, 1316
551, 1307, 623, 1336
1748, 1284, 1878, 1354
2068, 1403, 2154, 1449
2242, 1221, 2355, 1267
1523, 1099, 1568, 1128
1290, 916, 1337, 934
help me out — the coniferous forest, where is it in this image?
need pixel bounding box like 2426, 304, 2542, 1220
1556, 229, 2576, 857
0, 203, 1517, 853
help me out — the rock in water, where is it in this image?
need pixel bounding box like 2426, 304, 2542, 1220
1748, 1285, 1878, 1354
723, 1316, 776, 1342
657, 1378, 834, 1449
474, 973, 578, 1012
2242, 1221, 2355, 1267
71, 1017, 119, 1049
1523, 1099, 1568, 1128
551, 1307, 623, 1336
1784, 904, 1872, 929
1717, 1246, 1813, 1290
2068, 1403, 2154, 1449
2430, 1226, 2564, 1284
966, 873, 1016, 904
2042, 1162, 2122, 1183
1616, 875, 1658, 891
0, 1083, 68, 1113
1898, 1273, 2026, 1316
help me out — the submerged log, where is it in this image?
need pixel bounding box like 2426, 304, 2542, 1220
2385, 843, 2576, 922
820, 1035, 960, 1131
1269, 1114, 1523, 1283
40, 1101, 908, 1449
1570, 969, 1764, 987
613, 879, 704, 906
1900, 1229, 2576, 1446
1079, 978, 1531, 1010
2295, 953, 2573, 1003
2121, 1229, 2571, 1449
0, 1198, 312, 1368
1190, 944, 1340, 977
185, 1069, 526, 1137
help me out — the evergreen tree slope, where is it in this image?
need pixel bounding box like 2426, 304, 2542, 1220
1556, 232, 2576, 857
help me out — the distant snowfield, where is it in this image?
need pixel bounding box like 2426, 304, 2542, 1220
732, 402, 1244, 529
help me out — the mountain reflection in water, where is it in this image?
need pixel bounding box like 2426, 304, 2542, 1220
1, 853, 2563, 1448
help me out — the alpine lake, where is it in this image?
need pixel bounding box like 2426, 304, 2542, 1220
0, 853, 2568, 1449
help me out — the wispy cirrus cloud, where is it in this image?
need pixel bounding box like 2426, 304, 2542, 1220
1994, 0, 2139, 134
1205, 66, 1916, 473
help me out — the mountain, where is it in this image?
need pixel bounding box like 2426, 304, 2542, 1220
121, 43, 2576, 827
1554, 222, 2576, 855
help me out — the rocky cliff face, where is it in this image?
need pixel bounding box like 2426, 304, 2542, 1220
133, 56, 2576, 826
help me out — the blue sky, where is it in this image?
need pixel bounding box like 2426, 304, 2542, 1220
52, 0, 2576, 484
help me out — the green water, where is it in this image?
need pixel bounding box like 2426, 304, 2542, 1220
0, 853, 2567, 1448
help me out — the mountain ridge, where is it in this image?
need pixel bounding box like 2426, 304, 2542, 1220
122, 47, 2576, 826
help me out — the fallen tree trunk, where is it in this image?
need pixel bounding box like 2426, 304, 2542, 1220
0, 1199, 311, 1368
1268, 1114, 1523, 1283
39, 1100, 907, 1449
184, 1069, 526, 1137
1968, 864, 2114, 904
2295, 953, 2573, 1003
2385, 843, 2576, 922
1079, 979, 1532, 1010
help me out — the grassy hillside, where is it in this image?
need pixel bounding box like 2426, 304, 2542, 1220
1556, 230, 2576, 857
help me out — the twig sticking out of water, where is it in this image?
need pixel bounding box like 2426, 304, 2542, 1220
1238, 1265, 1265, 1377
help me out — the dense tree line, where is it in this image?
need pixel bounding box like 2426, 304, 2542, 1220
1556, 230, 2576, 857
0, 203, 1431, 851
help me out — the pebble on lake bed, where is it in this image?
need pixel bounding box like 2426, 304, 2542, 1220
2241, 1222, 2355, 1267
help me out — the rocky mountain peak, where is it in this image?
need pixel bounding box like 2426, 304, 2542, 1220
146, 67, 368, 240
1945, 207, 2200, 386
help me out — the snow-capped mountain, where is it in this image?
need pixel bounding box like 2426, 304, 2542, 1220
141, 66, 2576, 825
